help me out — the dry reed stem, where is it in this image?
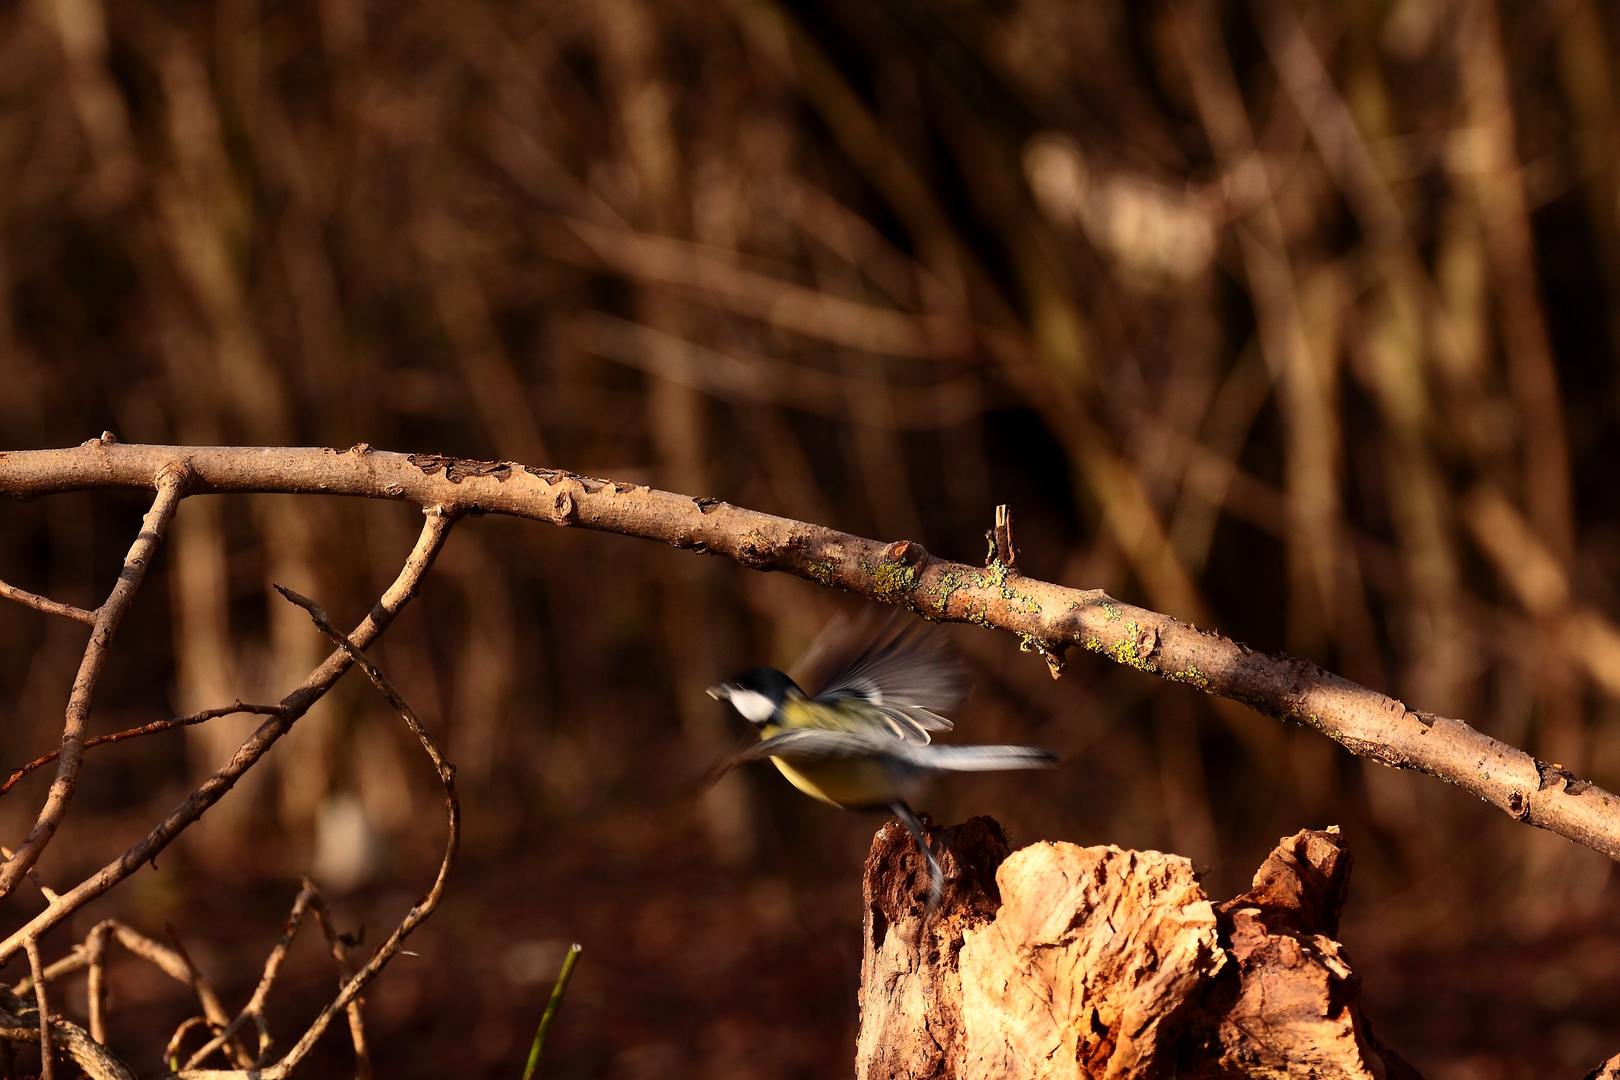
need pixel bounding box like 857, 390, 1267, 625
0, 467, 188, 900
0, 507, 456, 966
4, 442, 1618, 864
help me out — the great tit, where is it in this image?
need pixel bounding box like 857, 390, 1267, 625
707, 611, 1056, 911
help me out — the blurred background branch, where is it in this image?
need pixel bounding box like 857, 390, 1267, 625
1, 0, 1619, 1075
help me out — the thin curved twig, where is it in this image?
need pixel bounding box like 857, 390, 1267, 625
1, 443, 1618, 864
253, 585, 459, 1080
165, 1017, 212, 1074
0, 703, 285, 797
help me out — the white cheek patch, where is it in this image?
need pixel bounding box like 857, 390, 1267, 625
728, 689, 778, 725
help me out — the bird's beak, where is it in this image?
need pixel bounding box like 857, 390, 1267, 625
706, 683, 729, 701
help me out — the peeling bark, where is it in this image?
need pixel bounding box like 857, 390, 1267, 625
859, 819, 1420, 1080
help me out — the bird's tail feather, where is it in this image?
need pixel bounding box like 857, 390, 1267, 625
908, 744, 1058, 772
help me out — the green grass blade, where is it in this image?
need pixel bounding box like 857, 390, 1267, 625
520, 942, 583, 1080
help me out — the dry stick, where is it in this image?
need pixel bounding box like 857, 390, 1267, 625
163, 924, 249, 1069
2, 445, 1619, 861
0, 580, 96, 625
18, 920, 242, 1061
1, 703, 285, 797
182, 882, 319, 1070
0, 846, 59, 909
85, 923, 111, 1045
15, 918, 261, 1064
0, 468, 187, 901
0, 987, 132, 1080
247, 585, 459, 1080
24, 940, 50, 1080
165, 1017, 211, 1074
308, 893, 371, 1080
0, 507, 457, 967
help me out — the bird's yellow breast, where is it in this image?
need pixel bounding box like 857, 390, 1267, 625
760, 698, 915, 808
766, 756, 902, 809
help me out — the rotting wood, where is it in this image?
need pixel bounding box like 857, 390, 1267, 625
859, 818, 1421, 1080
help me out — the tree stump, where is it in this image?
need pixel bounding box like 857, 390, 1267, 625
857, 816, 1422, 1080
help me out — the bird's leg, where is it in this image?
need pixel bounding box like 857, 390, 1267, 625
890, 801, 943, 915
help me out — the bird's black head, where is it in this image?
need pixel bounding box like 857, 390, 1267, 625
706, 666, 802, 726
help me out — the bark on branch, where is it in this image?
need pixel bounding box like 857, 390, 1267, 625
2, 440, 1618, 864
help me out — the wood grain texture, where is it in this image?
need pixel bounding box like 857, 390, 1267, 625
859, 819, 1421, 1079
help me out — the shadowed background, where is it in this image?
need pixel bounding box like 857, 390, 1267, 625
0, 0, 1618, 1076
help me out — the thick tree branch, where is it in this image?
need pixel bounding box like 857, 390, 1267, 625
2, 441, 1618, 865
0, 506, 456, 966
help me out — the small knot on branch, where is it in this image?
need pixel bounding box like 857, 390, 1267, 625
551, 489, 578, 526
881, 539, 929, 568
154, 458, 196, 495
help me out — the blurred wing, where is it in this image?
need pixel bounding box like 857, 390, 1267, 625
791, 610, 967, 745
702, 730, 901, 786
711, 730, 1058, 779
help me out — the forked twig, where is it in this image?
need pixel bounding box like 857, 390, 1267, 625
181, 883, 319, 1070
223, 585, 460, 1080
0, 508, 457, 966
14, 920, 243, 1067
309, 893, 372, 1080
0, 470, 188, 901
